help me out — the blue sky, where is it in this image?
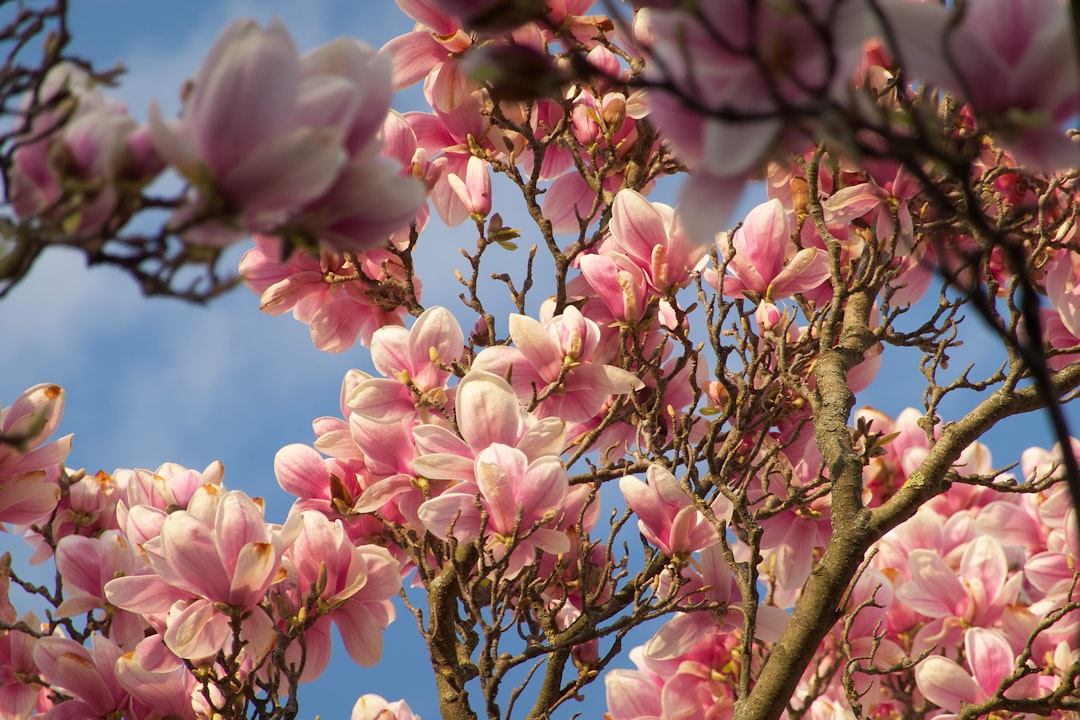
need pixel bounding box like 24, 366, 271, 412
1, 2, 1072, 719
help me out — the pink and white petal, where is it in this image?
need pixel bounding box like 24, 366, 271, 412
215, 492, 271, 565
370, 326, 413, 379
515, 417, 567, 460
518, 456, 568, 519
54, 536, 104, 597
223, 127, 346, 215
412, 424, 470, 457
410, 306, 464, 385
297, 617, 334, 682
33, 636, 120, 715
645, 612, 714, 660
578, 254, 639, 321
822, 183, 887, 223
914, 656, 980, 713
773, 517, 815, 590
528, 527, 571, 555
0, 472, 61, 526
964, 628, 1013, 699
700, 115, 782, 178
735, 198, 790, 284
190, 20, 300, 174
411, 452, 476, 483
309, 301, 369, 353
228, 542, 279, 607
353, 474, 416, 514
455, 371, 524, 448
353, 546, 402, 600
620, 475, 672, 554
157, 513, 230, 601
973, 501, 1042, 548
508, 314, 562, 381
348, 379, 414, 422
274, 443, 330, 499
959, 536, 1007, 607
770, 247, 831, 298
899, 550, 965, 618
104, 574, 188, 615
395, 0, 461, 39
417, 492, 483, 541
331, 601, 386, 667
605, 669, 662, 720
475, 445, 527, 531
593, 363, 645, 394
543, 171, 599, 235
611, 189, 668, 261
146, 104, 202, 182
164, 599, 231, 661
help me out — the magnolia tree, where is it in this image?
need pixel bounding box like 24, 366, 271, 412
2, 0, 1080, 718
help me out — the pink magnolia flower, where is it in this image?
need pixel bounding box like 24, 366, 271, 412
896, 535, 1021, 627
0, 614, 47, 720
0, 384, 69, 527
417, 443, 570, 576
614, 626, 741, 720
113, 460, 224, 533
646, 545, 788, 659
278, 513, 400, 677
540, 91, 656, 236
577, 253, 650, 324
105, 487, 301, 660
34, 634, 130, 720
240, 235, 419, 352
883, 0, 1080, 172
274, 443, 382, 539
114, 636, 198, 720
915, 628, 1041, 713
381, 0, 474, 95
54, 531, 145, 649
410, 369, 566, 484
9, 63, 163, 238
471, 307, 644, 423
349, 305, 465, 422
402, 98, 505, 227
824, 162, 922, 253
705, 199, 830, 302
27, 470, 122, 559
352, 694, 420, 720
602, 190, 706, 294
151, 19, 423, 250
446, 154, 491, 219
1025, 508, 1079, 599
575, 189, 706, 323
620, 464, 729, 557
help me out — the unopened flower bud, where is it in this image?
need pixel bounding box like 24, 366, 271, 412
755, 301, 783, 332
600, 94, 627, 135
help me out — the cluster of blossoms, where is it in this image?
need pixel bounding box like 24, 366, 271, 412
608, 425, 1080, 719
0, 384, 403, 719
9, 18, 427, 257
4, 0, 1080, 718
